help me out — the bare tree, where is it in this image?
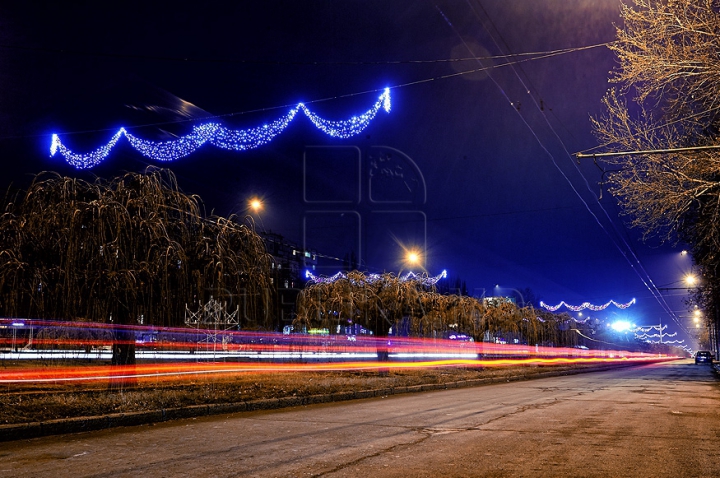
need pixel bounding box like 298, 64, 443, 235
591, 0, 720, 354
609, 0, 720, 117
592, 0, 720, 244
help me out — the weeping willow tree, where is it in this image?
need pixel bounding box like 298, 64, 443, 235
295, 271, 571, 346
296, 271, 408, 338
0, 168, 273, 362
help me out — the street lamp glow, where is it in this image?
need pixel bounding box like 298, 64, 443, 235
404, 250, 422, 269
249, 198, 263, 213
684, 274, 697, 286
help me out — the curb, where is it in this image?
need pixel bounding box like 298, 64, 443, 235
0, 362, 644, 442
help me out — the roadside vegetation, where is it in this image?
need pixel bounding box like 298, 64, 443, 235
0, 169, 273, 365
0, 168, 655, 360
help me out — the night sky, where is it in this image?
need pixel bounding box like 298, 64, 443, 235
0, 2, 696, 346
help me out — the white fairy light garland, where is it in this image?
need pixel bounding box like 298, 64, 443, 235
305, 269, 447, 287
539, 298, 636, 312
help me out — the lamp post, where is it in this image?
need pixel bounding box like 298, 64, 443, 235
247, 197, 267, 232
406, 250, 420, 267
657, 274, 698, 291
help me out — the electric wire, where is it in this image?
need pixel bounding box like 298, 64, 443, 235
0, 42, 610, 141
461, 1, 688, 336
0, 42, 612, 66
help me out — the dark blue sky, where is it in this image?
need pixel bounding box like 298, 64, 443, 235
0, 1, 696, 346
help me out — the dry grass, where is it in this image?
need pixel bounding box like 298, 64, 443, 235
0, 363, 597, 425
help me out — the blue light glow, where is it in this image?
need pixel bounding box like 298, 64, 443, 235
50, 88, 391, 169
611, 320, 633, 332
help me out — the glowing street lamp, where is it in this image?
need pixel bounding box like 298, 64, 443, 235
246, 197, 268, 232
249, 198, 263, 214
406, 250, 421, 266
693, 308, 702, 328
399, 248, 423, 275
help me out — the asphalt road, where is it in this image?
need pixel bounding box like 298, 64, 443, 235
2, 360, 719, 477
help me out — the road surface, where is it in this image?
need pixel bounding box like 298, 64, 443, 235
2, 360, 719, 477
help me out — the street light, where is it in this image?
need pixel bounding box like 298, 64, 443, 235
692, 308, 703, 328
246, 197, 268, 232
406, 250, 420, 267
248, 198, 263, 214
398, 247, 424, 276
657, 274, 700, 291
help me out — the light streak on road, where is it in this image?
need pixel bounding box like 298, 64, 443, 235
0, 356, 678, 384
0, 317, 680, 384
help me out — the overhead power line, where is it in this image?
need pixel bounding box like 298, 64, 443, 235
576, 144, 720, 159
2, 40, 611, 142
0, 42, 612, 66
460, 0, 687, 335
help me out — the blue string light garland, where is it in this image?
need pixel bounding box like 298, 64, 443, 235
50, 88, 391, 169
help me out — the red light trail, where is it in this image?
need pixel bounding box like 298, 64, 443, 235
0, 356, 678, 384
0, 318, 680, 385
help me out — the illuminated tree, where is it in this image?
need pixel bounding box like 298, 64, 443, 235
295, 271, 565, 346
0, 168, 273, 364
591, 0, 720, 354
295, 271, 424, 338
592, 0, 720, 242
